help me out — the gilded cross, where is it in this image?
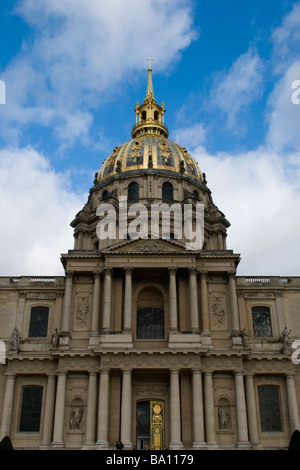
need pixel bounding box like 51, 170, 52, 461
146, 56, 154, 68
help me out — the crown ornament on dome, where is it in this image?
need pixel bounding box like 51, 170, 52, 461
132, 57, 168, 138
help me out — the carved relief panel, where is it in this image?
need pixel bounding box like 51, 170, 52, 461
210, 294, 228, 330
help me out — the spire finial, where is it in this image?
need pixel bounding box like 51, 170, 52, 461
146, 56, 154, 69
146, 56, 154, 98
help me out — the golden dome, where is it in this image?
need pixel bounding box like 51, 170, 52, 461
97, 134, 203, 182
97, 62, 204, 184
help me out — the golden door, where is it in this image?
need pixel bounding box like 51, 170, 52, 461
150, 401, 164, 450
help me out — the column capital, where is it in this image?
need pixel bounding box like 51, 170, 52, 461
168, 267, 177, 275
65, 270, 74, 278
103, 267, 112, 276
234, 370, 244, 377
188, 267, 198, 276
124, 266, 133, 275
228, 270, 237, 278
199, 270, 208, 278
93, 271, 102, 278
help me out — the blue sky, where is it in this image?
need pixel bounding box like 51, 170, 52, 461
0, 0, 300, 276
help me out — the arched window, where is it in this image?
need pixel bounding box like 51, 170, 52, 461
102, 190, 109, 200
162, 182, 173, 201
258, 385, 282, 432
251, 306, 272, 337
19, 386, 43, 432
128, 181, 139, 201
193, 190, 199, 200
29, 306, 49, 337
137, 287, 164, 339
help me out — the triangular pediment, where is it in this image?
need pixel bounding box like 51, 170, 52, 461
101, 237, 191, 254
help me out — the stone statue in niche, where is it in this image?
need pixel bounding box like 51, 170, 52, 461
218, 405, 231, 430
51, 328, 59, 349
240, 327, 250, 348
10, 327, 21, 352
282, 326, 292, 354
69, 405, 83, 430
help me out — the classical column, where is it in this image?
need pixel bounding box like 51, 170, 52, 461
91, 272, 101, 333
0, 373, 16, 440
168, 268, 178, 332
189, 269, 199, 331
235, 372, 250, 447
120, 370, 132, 449
77, 230, 84, 250
286, 374, 300, 432
52, 371, 67, 447
96, 370, 110, 449
245, 374, 259, 446
192, 369, 206, 447
200, 272, 210, 334
102, 268, 112, 332
40, 375, 56, 448
124, 267, 133, 332
61, 272, 73, 333
169, 369, 183, 449
217, 231, 223, 250
203, 372, 217, 446
84, 372, 98, 447
228, 273, 240, 333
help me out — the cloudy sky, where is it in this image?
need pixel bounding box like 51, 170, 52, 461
0, 0, 300, 277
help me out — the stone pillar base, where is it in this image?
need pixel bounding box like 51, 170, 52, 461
192, 441, 207, 448
88, 332, 100, 347
98, 332, 133, 348
95, 440, 109, 450
168, 332, 202, 349
51, 442, 64, 448
169, 440, 183, 450
237, 441, 251, 448
58, 332, 71, 350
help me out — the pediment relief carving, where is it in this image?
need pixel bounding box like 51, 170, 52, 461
102, 237, 187, 254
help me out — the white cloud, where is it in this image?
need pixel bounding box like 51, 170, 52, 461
0, 0, 197, 146
266, 60, 300, 151
265, 2, 300, 152
193, 146, 300, 276
0, 147, 86, 276
172, 122, 206, 148
271, 1, 300, 74
210, 48, 264, 131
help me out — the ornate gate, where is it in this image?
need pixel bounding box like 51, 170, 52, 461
150, 400, 164, 450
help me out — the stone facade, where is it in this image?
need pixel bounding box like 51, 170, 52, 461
0, 67, 300, 450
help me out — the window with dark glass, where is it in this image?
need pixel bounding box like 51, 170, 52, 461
252, 306, 272, 337
29, 306, 49, 337
137, 307, 164, 339
193, 190, 199, 200
19, 386, 43, 432
162, 182, 173, 201
128, 182, 139, 201
102, 190, 109, 200
258, 385, 282, 432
